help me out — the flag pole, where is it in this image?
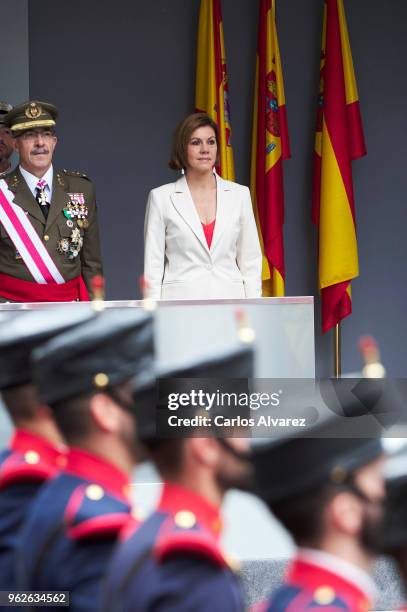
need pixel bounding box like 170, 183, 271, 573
334, 322, 341, 378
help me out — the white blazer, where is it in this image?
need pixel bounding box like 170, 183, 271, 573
144, 174, 262, 300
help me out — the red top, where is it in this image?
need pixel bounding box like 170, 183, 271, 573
202, 220, 216, 249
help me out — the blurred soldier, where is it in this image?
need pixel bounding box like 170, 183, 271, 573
379, 451, 407, 588
0, 101, 13, 178
0, 100, 102, 302
16, 308, 155, 611
0, 307, 94, 589
251, 418, 386, 612
102, 345, 254, 612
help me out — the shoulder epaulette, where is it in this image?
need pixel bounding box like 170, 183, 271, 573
0, 450, 56, 489
153, 514, 227, 569
264, 584, 353, 612
64, 482, 131, 540
62, 168, 91, 181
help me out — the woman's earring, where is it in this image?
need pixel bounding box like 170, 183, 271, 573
181, 168, 185, 175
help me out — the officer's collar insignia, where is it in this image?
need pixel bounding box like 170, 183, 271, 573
9, 173, 20, 189
25, 102, 43, 119
56, 172, 66, 188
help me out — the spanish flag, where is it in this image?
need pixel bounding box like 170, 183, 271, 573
312, 0, 366, 333
250, 0, 290, 297
195, 0, 235, 180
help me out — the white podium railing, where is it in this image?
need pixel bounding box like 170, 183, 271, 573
0, 296, 315, 378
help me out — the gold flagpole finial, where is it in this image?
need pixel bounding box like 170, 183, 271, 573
90, 275, 105, 312
139, 275, 157, 312
235, 308, 256, 344
358, 335, 386, 378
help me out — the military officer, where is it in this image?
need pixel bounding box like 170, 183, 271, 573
0, 100, 103, 302
250, 415, 386, 612
0, 306, 94, 589
16, 307, 155, 612
0, 101, 13, 179
102, 344, 254, 612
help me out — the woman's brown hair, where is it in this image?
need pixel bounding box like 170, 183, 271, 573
169, 112, 219, 171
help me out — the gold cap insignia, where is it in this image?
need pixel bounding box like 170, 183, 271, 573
94, 372, 109, 388
330, 465, 348, 484
24, 450, 40, 465
174, 510, 196, 529
85, 484, 104, 501
314, 586, 336, 605
25, 102, 43, 119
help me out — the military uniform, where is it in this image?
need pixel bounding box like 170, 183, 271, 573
250, 411, 384, 612
1, 166, 103, 300
103, 344, 254, 612
0, 101, 13, 179
0, 429, 66, 591
0, 307, 94, 590
0, 100, 103, 301
16, 308, 155, 612
379, 452, 407, 608
103, 481, 243, 612
252, 552, 374, 612
16, 448, 132, 611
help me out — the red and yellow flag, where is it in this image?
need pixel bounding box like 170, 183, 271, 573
250, 0, 290, 297
312, 0, 366, 333
195, 0, 235, 180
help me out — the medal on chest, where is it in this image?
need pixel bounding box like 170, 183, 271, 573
58, 196, 86, 259
63, 194, 89, 229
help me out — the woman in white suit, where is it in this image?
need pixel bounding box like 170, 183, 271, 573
144, 113, 262, 300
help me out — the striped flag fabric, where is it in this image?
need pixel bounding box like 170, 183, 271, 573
312, 0, 366, 333
250, 0, 290, 297
195, 0, 235, 180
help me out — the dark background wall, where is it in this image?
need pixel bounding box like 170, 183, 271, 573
27, 0, 406, 376
1, 0, 29, 168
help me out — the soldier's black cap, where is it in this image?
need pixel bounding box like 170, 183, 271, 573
4, 100, 57, 133
33, 309, 154, 406
0, 101, 12, 126
0, 307, 95, 391
251, 413, 383, 505
136, 344, 254, 441
379, 453, 407, 553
